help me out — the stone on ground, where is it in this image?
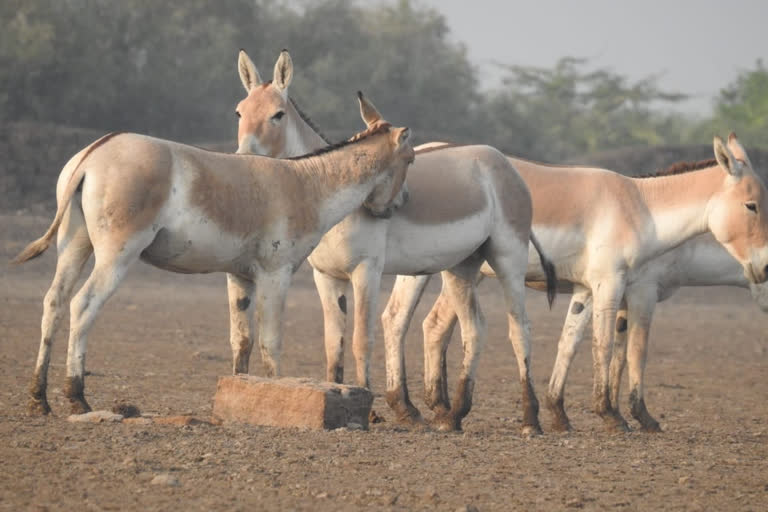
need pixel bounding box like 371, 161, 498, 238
67, 410, 124, 423
212, 376, 373, 430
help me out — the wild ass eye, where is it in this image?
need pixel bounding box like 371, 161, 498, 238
235, 110, 241, 118
271, 111, 285, 121
746, 202, 758, 213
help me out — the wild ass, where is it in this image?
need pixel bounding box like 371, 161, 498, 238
235, 50, 555, 433
15, 95, 414, 415
382, 135, 768, 432
546, 145, 768, 432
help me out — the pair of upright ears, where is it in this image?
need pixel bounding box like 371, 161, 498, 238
239, 49, 293, 93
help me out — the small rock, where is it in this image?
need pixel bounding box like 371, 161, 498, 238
112, 402, 141, 418
456, 506, 479, 512
678, 476, 691, 485
67, 410, 123, 423
346, 422, 364, 431
315, 492, 328, 499
150, 473, 180, 487
566, 498, 584, 508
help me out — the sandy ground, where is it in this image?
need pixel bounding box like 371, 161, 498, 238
1, 214, 767, 511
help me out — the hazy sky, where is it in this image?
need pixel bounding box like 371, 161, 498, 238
418, 0, 767, 115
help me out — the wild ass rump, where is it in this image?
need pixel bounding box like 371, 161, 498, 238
14, 95, 415, 416
234, 50, 555, 434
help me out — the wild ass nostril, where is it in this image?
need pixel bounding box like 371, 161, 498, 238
763, 264, 768, 279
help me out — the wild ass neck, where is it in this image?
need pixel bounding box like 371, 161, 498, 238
283, 136, 388, 230
631, 165, 721, 259
280, 99, 329, 157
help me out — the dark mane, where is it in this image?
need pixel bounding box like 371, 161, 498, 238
287, 122, 391, 161
635, 158, 718, 179
289, 96, 333, 145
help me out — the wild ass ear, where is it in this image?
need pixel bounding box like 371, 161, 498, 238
273, 49, 293, 91
357, 91, 382, 127
714, 135, 743, 177
238, 49, 262, 92
395, 127, 411, 147
726, 132, 754, 170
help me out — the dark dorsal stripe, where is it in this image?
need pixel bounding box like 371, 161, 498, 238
636, 158, 719, 179
288, 96, 333, 145
286, 122, 392, 161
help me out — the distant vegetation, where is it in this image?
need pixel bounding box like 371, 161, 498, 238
2, 0, 767, 212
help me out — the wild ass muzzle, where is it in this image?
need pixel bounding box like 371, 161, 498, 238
234, 50, 556, 434
15, 94, 414, 415
382, 133, 768, 433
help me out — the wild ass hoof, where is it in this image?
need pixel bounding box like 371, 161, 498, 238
546, 396, 572, 432
396, 408, 425, 426
27, 397, 52, 416
387, 389, 425, 426
431, 412, 462, 432
549, 416, 572, 433
639, 421, 662, 433
521, 423, 543, 438
601, 411, 630, 433
68, 398, 92, 415
630, 395, 662, 432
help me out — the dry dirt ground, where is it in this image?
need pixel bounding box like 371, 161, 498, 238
1, 214, 768, 511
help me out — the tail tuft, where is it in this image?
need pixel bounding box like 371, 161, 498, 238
529, 231, 557, 309
542, 257, 557, 309
12, 236, 53, 264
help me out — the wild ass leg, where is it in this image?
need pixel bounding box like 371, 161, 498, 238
227, 274, 256, 374
64, 233, 150, 414
29, 204, 93, 415
422, 285, 458, 415
314, 269, 349, 383
255, 267, 293, 377
421, 273, 486, 415
608, 303, 629, 416
624, 288, 662, 432
381, 275, 432, 423
488, 255, 542, 436
350, 260, 384, 389
431, 260, 485, 432
546, 286, 593, 432
590, 277, 629, 432
381, 275, 431, 424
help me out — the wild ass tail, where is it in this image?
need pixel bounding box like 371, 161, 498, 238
530, 231, 556, 308
11, 132, 120, 264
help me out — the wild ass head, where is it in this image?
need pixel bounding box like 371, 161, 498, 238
236, 49, 312, 156
236, 49, 411, 215
354, 91, 412, 215
708, 134, 768, 284
236, 49, 334, 157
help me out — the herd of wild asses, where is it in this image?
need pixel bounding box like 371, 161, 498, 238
14, 49, 768, 436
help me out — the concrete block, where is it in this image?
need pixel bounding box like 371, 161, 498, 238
212, 375, 373, 430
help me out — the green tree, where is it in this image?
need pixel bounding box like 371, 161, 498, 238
475, 57, 690, 160
701, 60, 768, 149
